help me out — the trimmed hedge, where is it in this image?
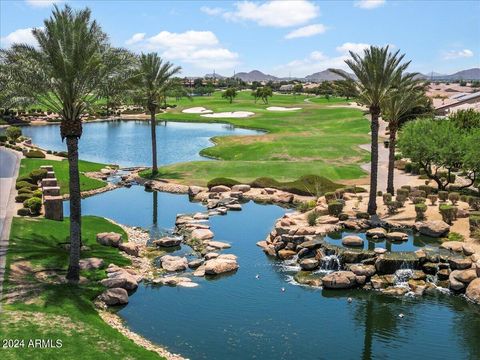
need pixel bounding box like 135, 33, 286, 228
328, 201, 344, 217
24, 197, 42, 215
207, 177, 241, 189
17, 208, 31, 216
250, 175, 343, 197
25, 150, 46, 158
16, 174, 35, 184
15, 193, 33, 203
15, 181, 38, 190
30, 168, 48, 182
17, 188, 33, 195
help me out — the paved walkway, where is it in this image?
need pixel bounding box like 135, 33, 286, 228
0, 147, 21, 310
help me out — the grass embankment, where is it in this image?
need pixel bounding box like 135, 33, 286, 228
142, 92, 370, 186
19, 158, 107, 195
0, 216, 161, 359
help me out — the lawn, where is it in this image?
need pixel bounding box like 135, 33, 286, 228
19, 158, 108, 195
0, 216, 161, 359
143, 92, 370, 186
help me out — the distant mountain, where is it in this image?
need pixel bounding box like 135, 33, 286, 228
233, 70, 279, 82
204, 73, 226, 79
419, 68, 480, 81
305, 69, 355, 82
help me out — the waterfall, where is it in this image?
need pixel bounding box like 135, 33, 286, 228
280, 254, 301, 272
394, 269, 414, 287
319, 255, 341, 272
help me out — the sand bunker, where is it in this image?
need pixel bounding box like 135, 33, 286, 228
266, 106, 302, 111
182, 107, 213, 114
201, 111, 255, 118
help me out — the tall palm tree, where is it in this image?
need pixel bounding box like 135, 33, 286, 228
332, 46, 412, 215
134, 53, 181, 175
2, 5, 127, 282
381, 78, 430, 195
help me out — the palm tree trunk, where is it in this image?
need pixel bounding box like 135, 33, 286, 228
150, 109, 158, 175
386, 125, 397, 195
65, 136, 82, 282
368, 110, 380, 215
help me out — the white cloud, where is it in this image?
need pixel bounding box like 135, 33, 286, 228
125, 33, 146, 45
25, 0, 63, 7
200, 6, 225, 16
285, 24, 327, 39
0, 28, 38, 48
354, 0, 385, 9
219, 0, 319, 28
443, 49, 474, 60
336, 42, 370, 54
125, 30, 239, 70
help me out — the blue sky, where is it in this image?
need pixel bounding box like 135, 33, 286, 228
1, 0, 479, 77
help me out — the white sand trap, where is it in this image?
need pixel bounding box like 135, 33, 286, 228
266, 106, 302, 111
201, 111, 255, 118
182, 107, 213, 114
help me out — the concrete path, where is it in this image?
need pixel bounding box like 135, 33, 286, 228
0, 147, 21, 309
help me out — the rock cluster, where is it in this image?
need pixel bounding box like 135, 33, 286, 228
97, 264, 143, 306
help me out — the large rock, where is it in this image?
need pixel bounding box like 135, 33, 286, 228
204, 257, 239, 275
466, 278, 480, 304
299, 258, 319, 271
414, 220, 450, 237
350, 264, 376, 277
96, 232, 122, 247
98, 288, 129, 306
449, 270, 466, 291
342, 235, 364, 247
79, 257, 104, 270
232, 184, 251, 193
160, 255, 188, 272
441, 241, 464, 252
366, 227, 387, 238
381, 286, 409, 296
273, 193, 294, 204
278, 249, 296, 260
188, 259, 204, 269
188, 186, 203, 196
322, 271, 357, 289
118, 242, 140, 257
449, 257, 472, 270
452, 269, 477, 283
191, 228, 214, 240
153, 237, 182, 247
210, 185, 231, 193
386, 232, 408, 241
100, 273, 138, 290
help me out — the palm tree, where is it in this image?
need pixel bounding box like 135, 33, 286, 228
332, 46, 412, 215
134, 53, 181, 175
381, 78, 430, 195
2, 5, 127, 282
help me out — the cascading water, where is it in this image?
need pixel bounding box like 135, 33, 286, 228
312, 254, 341, 275
280, 254, 301, 272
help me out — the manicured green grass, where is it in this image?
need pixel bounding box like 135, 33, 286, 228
19, 158, 108, 195
0, 216, 161, 359
147, 92, 369, 186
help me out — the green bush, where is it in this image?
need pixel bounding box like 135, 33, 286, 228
338, 213, 349, 221
396, 188, 409, 198
460, 195, 468, 203
412, 197, 426, 204
324, 192, 336, 203
23, 197, 42, 215
468, 197, 480, 211
418, 185, 433, 195
394, 153, 403, 161
401, 185, 411, 192
307, 210, 319, 226
438, 191, 449, 202
15, 181, 38, 190
15, 193, 33, 203
386, 201, 398, 214
6, 126, 22, 142
343, 185, 367, 194
377, 190, 383, 196
16, 174, 35, 184
56, 151, 68, 158
17, 207, 31, 216
17, 188, 33, 195
448, 192, 460, 205
469, 215, 480, 231
404, 163, 412, 173
428, 194, 438, 205
410, 163, 421, 175
328, 201, 344, 217
207, 177, 241, 189
32, 189, 43, 198
29, 168, 48, 183
25, 150, 46, 158
335, 188, 345, 199
439, 204, 457, 225
383, 193, 392, 204
297, 200, 316, 213
355, 212, 370, 220
250, 175, 342, 197
0, 134, 7, 142
415, 203, 427, 220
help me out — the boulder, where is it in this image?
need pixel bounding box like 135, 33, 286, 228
381, 286, 409, 296
449, 257, 472, 270
322, 271, 357, 289
96, 232, 122, 247
273, 193, 294, 204
375, 256, 418, 275
264, 188, 276, 194
79, 257, 104, 270
188, 259, 204, 269
317, 216, 339, 225
193, 213, 209, 220
204, 252, 219, 260
100, 273, 138, 290
441, 241, 464, 252
462, 244, 475, 256
154, 276, 192, 286
205, 241, 231, 249
98, 288, 128, 306
153, 237, 182, 247
408, 279, 427, 296
371, 274, 396, 289
299, 258, 319, 271
449, 270, 466, 291
452, 269, 477, 283
191, 228, 214, 240
188, 186, 203, 196
437, 268, 451, 280
374, 248, 387, 255
232, 184, 251, 193
422, 262, 439, 275
466, 278, 480, 304
217, 254, 237, 260
350, 264, 376, 277
118, 242, 140, 257
204, 258, 239, 275
414, 220, 450, 237
414, 249, 427, 261
299, 239, 323, 250
160, 255, 188, 272
210, 185, 231, 193
193, 265, 205, 277
366, 227, 387, 238
277, 249, 297, 260
226, 203, 242, 211
342, 235, 364, 247
386, 232, 408, 241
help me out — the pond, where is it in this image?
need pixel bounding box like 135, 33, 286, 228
21, 120, 262, 167
323, 230, 442, 252
65, 186, 480, 360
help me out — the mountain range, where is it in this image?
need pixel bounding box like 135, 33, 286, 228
205, 67, 480, 82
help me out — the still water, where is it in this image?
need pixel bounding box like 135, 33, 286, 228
65, 186, 480, 360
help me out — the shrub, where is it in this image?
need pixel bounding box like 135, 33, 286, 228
394, 153, 403, 161
415, 203, 427, 220
445, 232, 465, 242
343, 185, 367, 194
338, 213, 349, 221
428, 194, 438, 205
56, 151, 68, 158
418, 185, 433, 196
356, 212, 370, 220
396, 188, 409, 198
250, 175, 342, 197
207, 177, 241, 189
335, 188, 345, 199
25, 150, 46, 158
6, 126, 22, 142
32, 189, 43, 198
17, 188, 33, 195
17, 208, 31, 216
410, 189, 426, 200
468, 197, 480, 211
15, 193, 32, 203
460, 195, 468, 203
404, 163, 412, 173
401, 185, 411, 192
412, 197, 426, 205
377, 190, 383, 196
307, 210, 319, 226
395, 194, 407, 207
383, 193, 392, 204
297, 200, 316, 213
24, 197, 42, 215
386, 201, 399, 214
29, 168, 48, 183
438, 191, 449, 202
16, 174, 35, 184
439, 204, 457, 225
469, 215, 480, 231
328, 201, 344, 217
46, 150, 52, 154
410, 163, 421, 175
324, 192, 336, 203
448, 192, 460, 205
15, 181, 38, 190
0, 134, 7, 142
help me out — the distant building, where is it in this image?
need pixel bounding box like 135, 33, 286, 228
434, 91, 480, 116
279, 84, 294, 92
